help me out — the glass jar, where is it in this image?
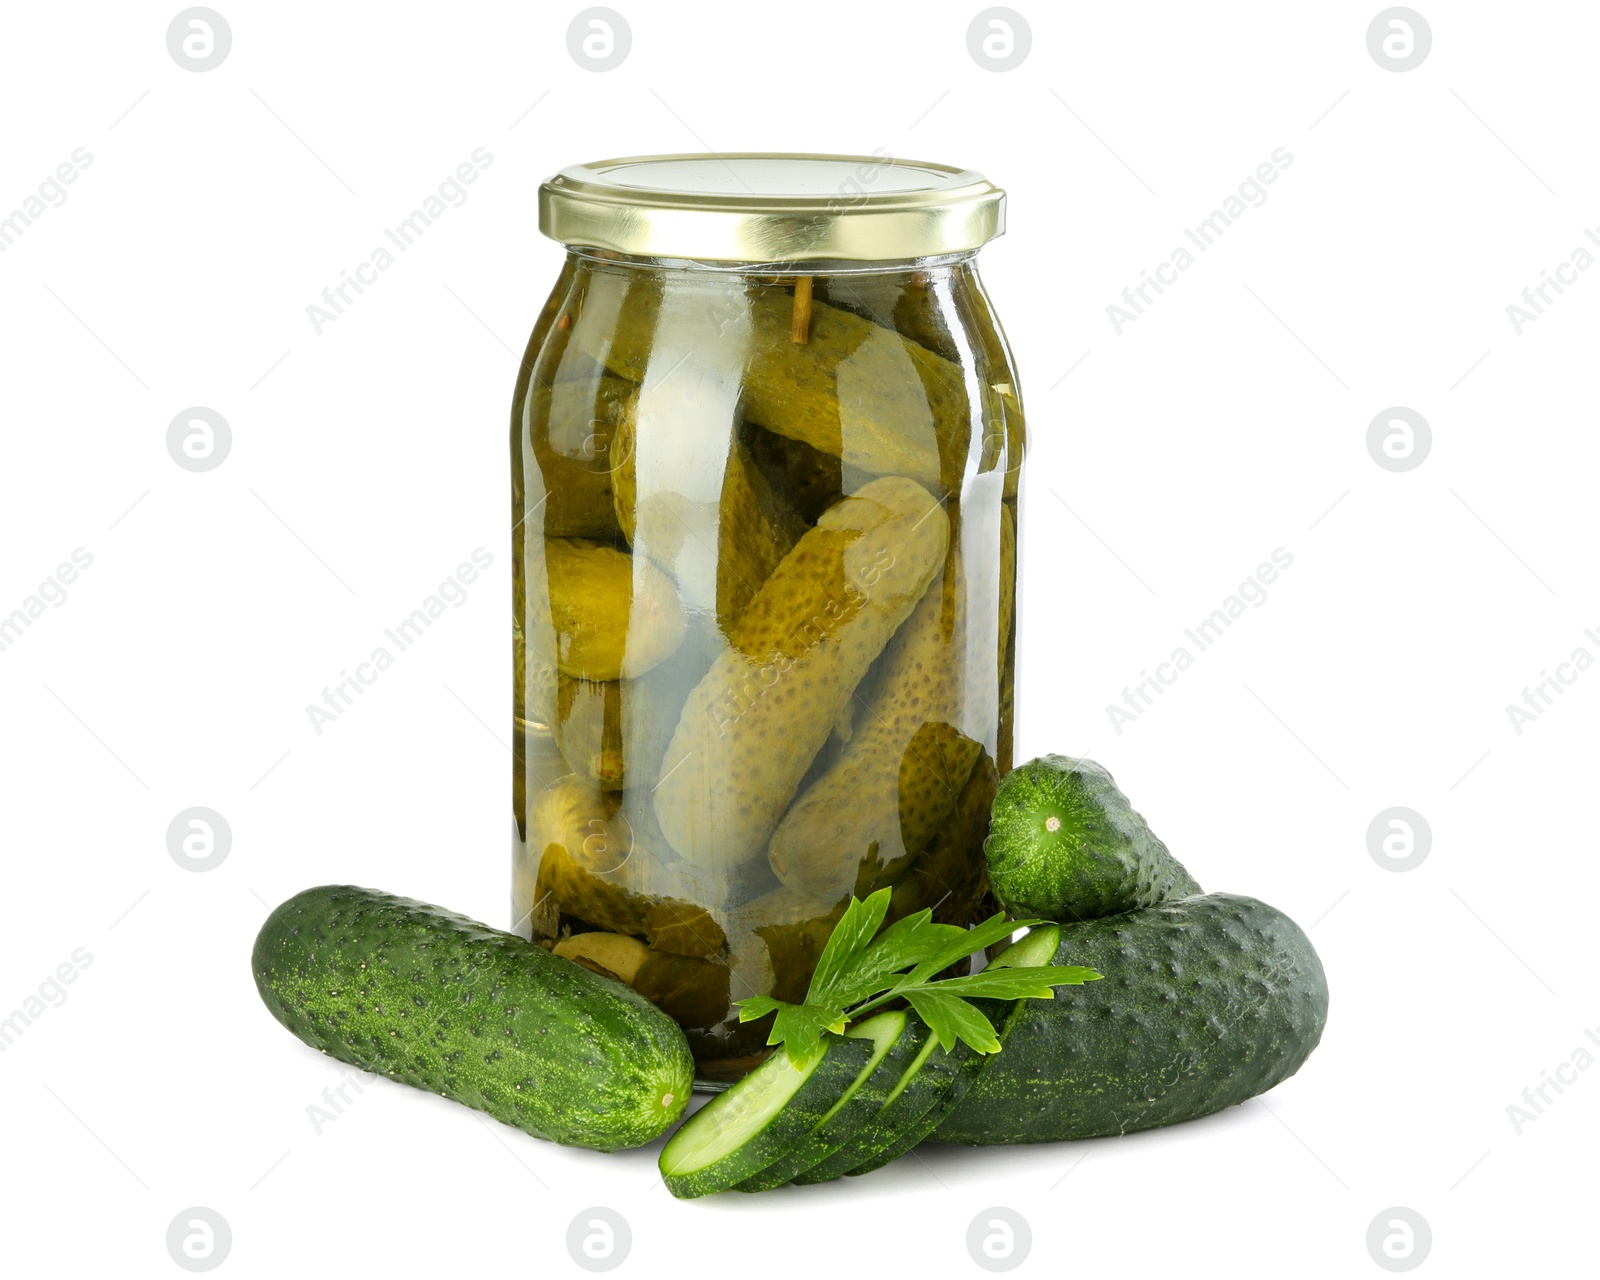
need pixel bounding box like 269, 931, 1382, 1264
511, 155, 1024, 1081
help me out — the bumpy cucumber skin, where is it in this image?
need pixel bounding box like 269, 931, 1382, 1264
933, 893, 1328, 1144
252, 886, 694, 1153
662, 1036, 874, 1199
985, 755, 1201, 923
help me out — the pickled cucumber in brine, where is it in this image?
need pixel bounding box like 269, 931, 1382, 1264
742, 289, 971, 493
523, 375, 636, 539
530, 538, 687, 681
768, 573, 984, 901
652, 476, 949, 871
578, 267, 974, 494
613, 418, 807, 632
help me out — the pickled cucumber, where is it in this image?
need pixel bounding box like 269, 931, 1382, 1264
742, 290, 970, 493
582, 270, 971, 494
714, 436, 808, 629
742, 887, 850, 1005
618, 424, 809, 631
531, 781, 650, 936
644, 899, 727, 960
525, 375, 636, 539
610, 395, 640, 542
553, 931, 650, 984
768, 574, 983, 901
653, 476, 950, 870
815, 271, 961, 364
532, 537, 687, 681
550, 928, 731, 1029
805, 268, 1022, 500
535, 841, 647, 938
745, 751, 991, 1007
745, 427, 848, 526
551, 624, 718, 794
998, 503, 1016, 674
552, 675, 625, 790
885, 751, 998, 919
529, 776, 735, 958
997, 505, 1017, 774
633, 951, 733, 1030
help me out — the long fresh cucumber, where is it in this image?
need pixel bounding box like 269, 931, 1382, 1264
934, 893, 1328, 1144
801, 924, 1064, 1184
659, 1034, 874, 1199
251, 885, 694, 1152
733, 1011, 918, 1192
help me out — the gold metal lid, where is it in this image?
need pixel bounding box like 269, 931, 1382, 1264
539, 153, 1005, 264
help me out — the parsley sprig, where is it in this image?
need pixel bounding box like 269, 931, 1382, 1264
737, 888, 1101, 1065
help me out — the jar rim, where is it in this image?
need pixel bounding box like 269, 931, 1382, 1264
540, 152, 1005, 263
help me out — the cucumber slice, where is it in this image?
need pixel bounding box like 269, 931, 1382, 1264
986, 921, 1063, 969
791, 1020, 943, 1184
803, 925, 1064, 1183
845, 1039, 985, 1176
733, 1010, 917, 1192
659, 1034, 874, 1199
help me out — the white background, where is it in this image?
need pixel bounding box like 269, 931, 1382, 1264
2, 1, 1595, 1275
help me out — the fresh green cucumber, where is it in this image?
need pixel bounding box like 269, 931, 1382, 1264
251, 885, 694, 1152
934, 893, 1328, 1144
660, 1034, 874, 1198
985, 755, 1200, 922
798, 924, 1063, 1185
733, 1010, 919, 1192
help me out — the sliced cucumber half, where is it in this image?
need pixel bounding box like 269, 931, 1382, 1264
734, 1010, 917, 1192
792, 1022, 948, 1184
659, 1034, 874, 1199
808, 925, 1065, 1183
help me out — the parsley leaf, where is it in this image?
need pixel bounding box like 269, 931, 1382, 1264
736, 889, 1102, 1064
904, 988, 1004, 1053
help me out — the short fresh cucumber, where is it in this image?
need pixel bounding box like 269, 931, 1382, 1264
934, 893, 1328, 1144
733, 1010, 919, 1191
660, 1034, 874, 1199
985, 756, 1200, 922
799, 924, 1063, 1184
251, 885, 694, 1152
